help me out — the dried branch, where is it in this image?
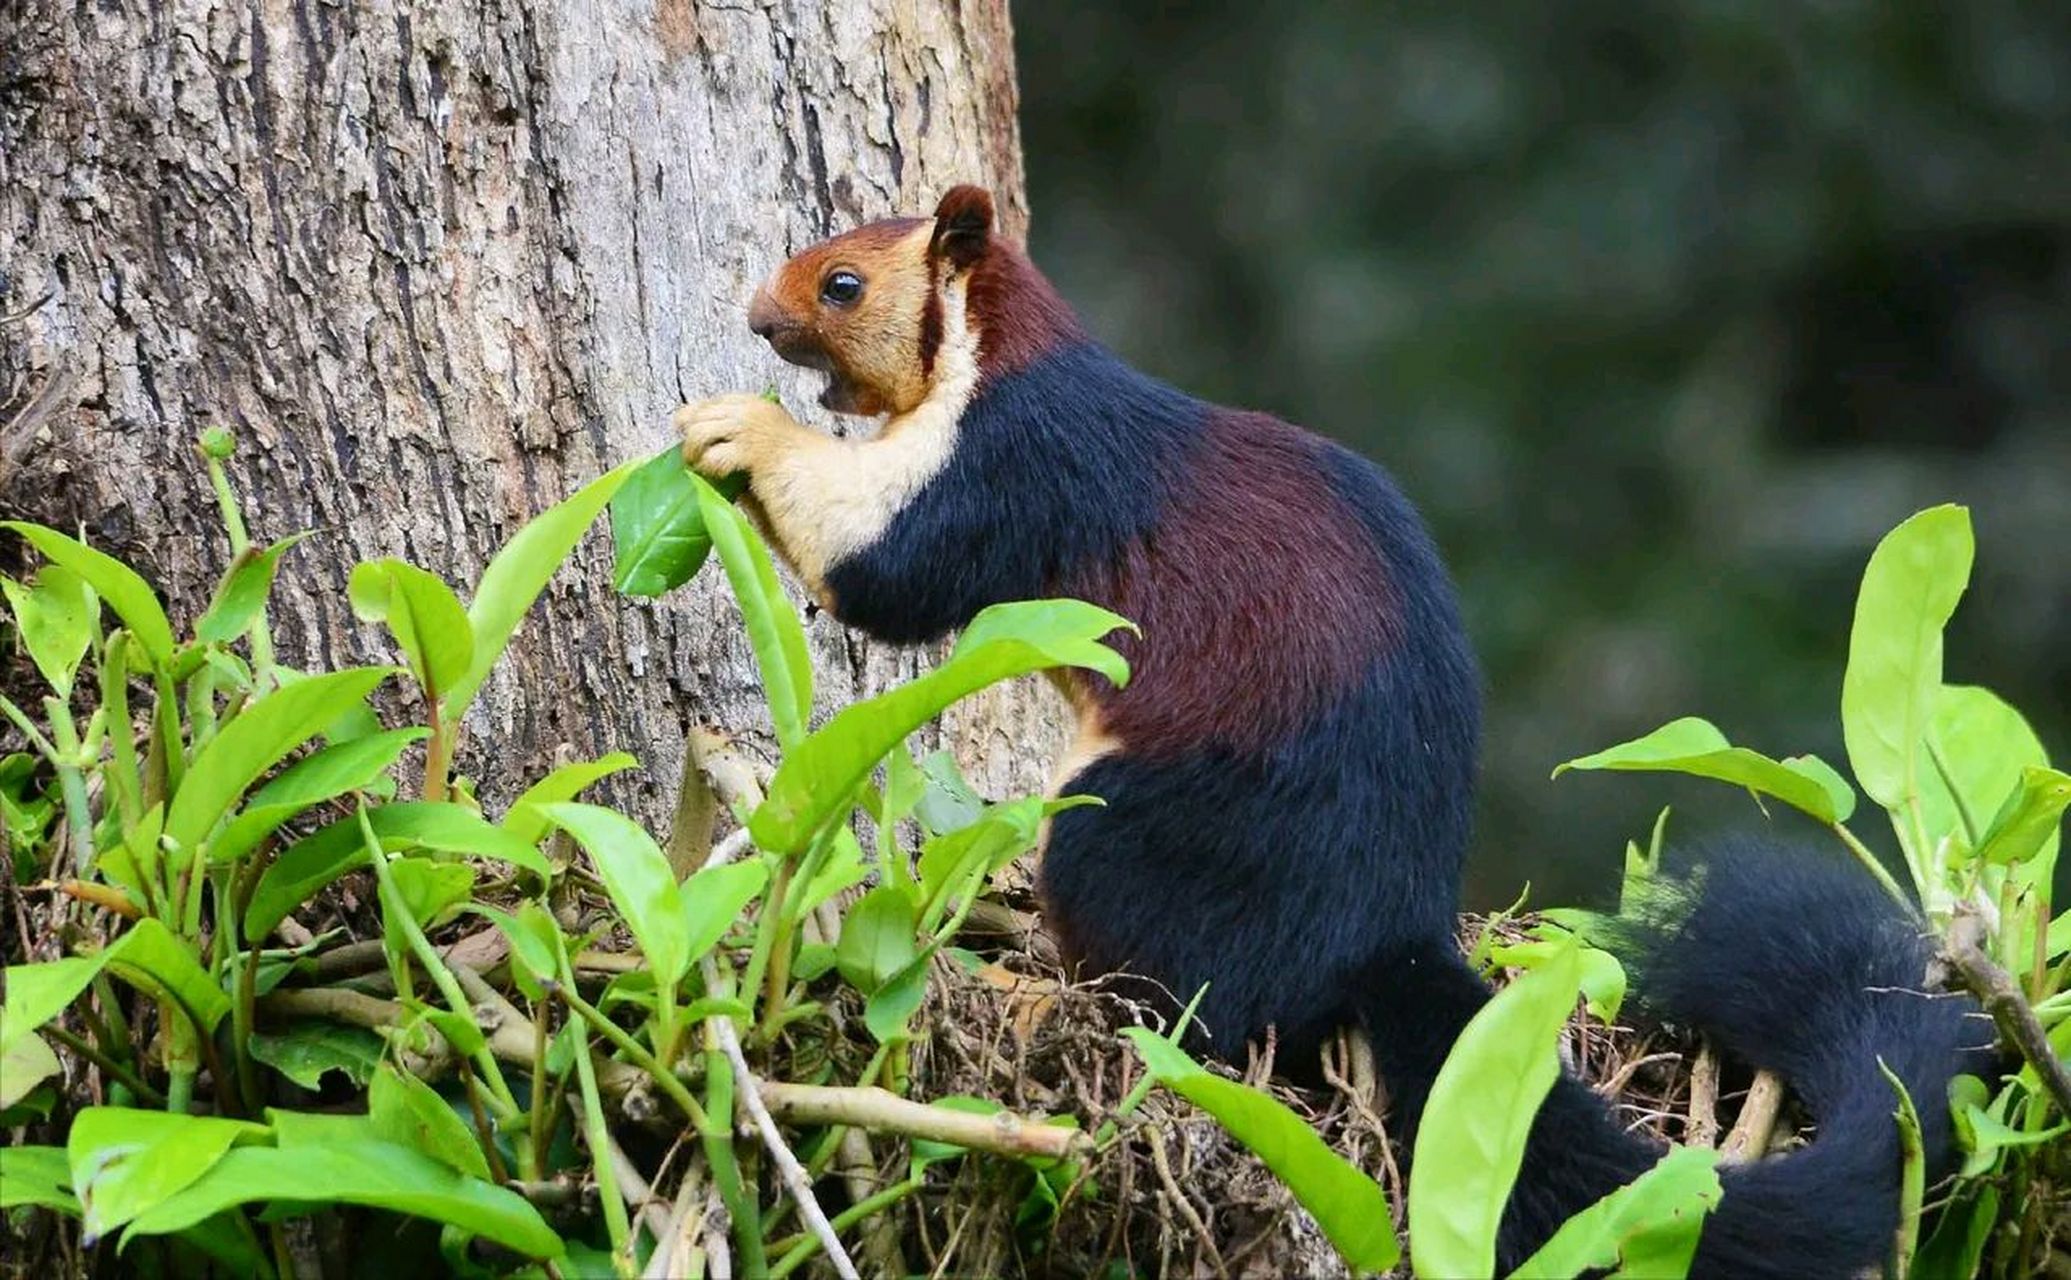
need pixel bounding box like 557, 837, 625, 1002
1939, 908, 2071, 1122
1720, 1070, 1786, 1162
1685, 1042, 1720, 1148
713, 1012, 861, 1280
758, 1081, 1090, 1160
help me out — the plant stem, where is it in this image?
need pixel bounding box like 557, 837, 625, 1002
42, 699, 95, 881
422, 702, 452, 803
567, 988, 630, 1258
0, 692, 60, 762
43, 1024, 165, 1106
98, 633, 145, 830
1830, 821, 1913, 909
767, 1178, 923, 1280
166, 1065, 194, 1114
696, 959, 766, 1277
529, 995, 554, 1178
555, 985, 709, 1131
357, 806, 519, 1117
151, 669, 185, 797
702, 1040, 766, 1278
747, 860, 794, 1039
186, 663, 219, 755
88, 974, 132, 1061
230, 857, 268, 1117
458, 1061, 511, 1183
204, 449, 275, 675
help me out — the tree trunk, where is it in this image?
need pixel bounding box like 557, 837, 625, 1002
0, 0, 1063, 814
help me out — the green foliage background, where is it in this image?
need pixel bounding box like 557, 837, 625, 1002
1015, 1, 2071, 907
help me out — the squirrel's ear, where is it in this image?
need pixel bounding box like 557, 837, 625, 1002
929, 185, 993, 271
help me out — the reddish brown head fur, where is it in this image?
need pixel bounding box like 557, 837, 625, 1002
745, 186, 1084, 415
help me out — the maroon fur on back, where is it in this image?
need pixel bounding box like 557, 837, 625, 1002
1067, 409, 1398, 757
966, 245, 1085, 382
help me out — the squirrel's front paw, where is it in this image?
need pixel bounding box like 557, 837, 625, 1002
674, 393, 795, 477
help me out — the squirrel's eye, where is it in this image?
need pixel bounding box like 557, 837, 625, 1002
820, 271, 863, 305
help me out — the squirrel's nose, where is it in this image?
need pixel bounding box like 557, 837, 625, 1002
747, 290, 783, 341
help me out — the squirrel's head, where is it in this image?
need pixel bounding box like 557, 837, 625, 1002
747, 185, 1079, 417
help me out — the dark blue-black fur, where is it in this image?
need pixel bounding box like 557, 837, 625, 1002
1040, 439, 1481, 1059
824, 343, 1203, 640
823, 332, 1987, 1277
1359, 840, 1989, 1278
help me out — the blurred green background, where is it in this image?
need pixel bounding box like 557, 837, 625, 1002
1014, 2, 2070, 910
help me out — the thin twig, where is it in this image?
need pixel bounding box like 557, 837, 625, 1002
712, 1000, 860, 1280
1939, 908, 2071, 1121
1147, 1124, 1228, 1280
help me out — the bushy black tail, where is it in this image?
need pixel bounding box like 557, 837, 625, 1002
1359, 836, 1992, 1279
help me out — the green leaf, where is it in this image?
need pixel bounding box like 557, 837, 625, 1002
681, 860, 770, 964
349, 559, 475, 703
539, 802, 690, 989
470, 902, 563, 1001
1508, 1146, 1720, 1278
197, 533, 310, 645
1123, 1029, 1398, 1273
370, 1065, 492, 1181
1960, 1103, 2069, 1165
2, 522, 176, 671
951, 599, 1135, 686
916, 796, 1093, 926
1553, 717, 1852, 824
365, 802, 553, 876
446, 460, 635, 725
797, 826, 871, 914
1912, 1185, 1998, 1280
99, 918, 233, 1038
0, 1144, 77, 1215
0, 1030, 61, 1109
123, 1141, 562, 1259
166, 666, 395, 857
210, 727, 428, 865
1921, 684, 2052, 858
880, 741, 927, 834
914, 750, 985, 835
681, 995, 754, 1023
2, 565, 94, 696
502, 752, 639, 846
865, 963, 929, 1043
1488, 926, 1628, 1025
753, 600, 1134, 853
696, 472, 813, 749
389, 857, 477, 928
68, 1107, 268, 1241
1842, 505, 1973, 816
836, 884, 919, 995
1975, 766, 2071, 867
0, 956, 102, 1057
610, 448, 748, 596
246, 802, 551, 942
247, 1022, 385, 1091
1410, 943, 1583, 1280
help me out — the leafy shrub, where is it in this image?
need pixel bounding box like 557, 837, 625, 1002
0, 436, 1125, 1275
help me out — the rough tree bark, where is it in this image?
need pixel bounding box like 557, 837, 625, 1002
0, 0, 1063, 814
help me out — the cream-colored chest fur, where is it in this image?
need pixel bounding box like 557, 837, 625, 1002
753, 278, 980, 590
